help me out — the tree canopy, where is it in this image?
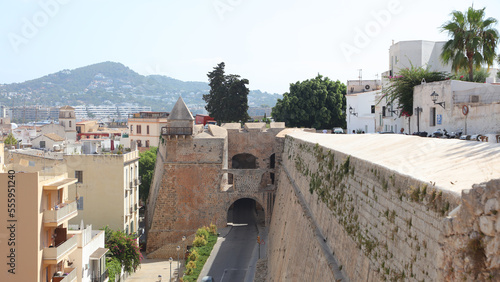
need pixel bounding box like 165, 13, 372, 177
271, 75, 346, 129
440, 6, 499, 81
102, 226, 142, 280
3, 133, 18, 147
139, 147, 157, 203
380, 65, 448, 116
203, 62, 250, 124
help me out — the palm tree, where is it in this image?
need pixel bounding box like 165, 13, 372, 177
440, 6, 499, 81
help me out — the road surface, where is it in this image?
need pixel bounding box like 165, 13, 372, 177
206, 199, 259, 282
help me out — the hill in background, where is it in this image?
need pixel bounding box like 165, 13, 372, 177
0, 61, 281, 116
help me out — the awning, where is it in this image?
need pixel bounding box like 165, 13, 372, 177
89, 248, 109, 260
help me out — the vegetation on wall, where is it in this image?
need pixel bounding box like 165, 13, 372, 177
285, 136, 456, 281
139, 146, 158, 203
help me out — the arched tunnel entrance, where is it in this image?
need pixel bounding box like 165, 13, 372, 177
227, 198, 265, 226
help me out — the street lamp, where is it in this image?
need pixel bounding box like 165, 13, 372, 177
176, 245, 180, 281
430, 91, 445, 109
181, 236, 186, 280
169, 257, 173, 281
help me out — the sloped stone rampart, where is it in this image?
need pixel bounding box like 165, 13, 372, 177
268, 133, 500, 281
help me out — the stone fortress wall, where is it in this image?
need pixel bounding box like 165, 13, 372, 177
267, 132, 500, 281
146, 120, 285, 258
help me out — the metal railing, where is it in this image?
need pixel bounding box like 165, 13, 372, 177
161, 127, 193, 136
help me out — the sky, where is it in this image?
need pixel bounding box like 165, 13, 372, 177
1, 0, 499, 94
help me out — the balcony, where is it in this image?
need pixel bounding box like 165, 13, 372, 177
44, 201, 78, 227
52, 267, 77, 282
43, 235, 77, 263
134, 178, 141, 186
161, 127, 192, 136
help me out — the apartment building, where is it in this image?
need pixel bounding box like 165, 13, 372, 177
0, 166, 79, 282
128, 111, 168, 151
65, 151, 140, 234
7, 148, 140, 235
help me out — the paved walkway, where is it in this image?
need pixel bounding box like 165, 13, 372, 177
125, 258, 182, 282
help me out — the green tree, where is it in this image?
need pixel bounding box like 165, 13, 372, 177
440, 6, 499, 81
102, 226, 142, 277
203, 62, 250, 124
271, 75, 346, 129
139, 147, 157, 203
381, 65, 447, 116
3, 133, 18, 147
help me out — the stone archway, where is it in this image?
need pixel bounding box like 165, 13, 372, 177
232, 153, 258, 169
226, 198, 265, 225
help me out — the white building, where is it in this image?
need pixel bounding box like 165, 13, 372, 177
388, 40, 452, 76
412, 80, 500, 137
346, 90, 378, 133
68, 224, 108, 282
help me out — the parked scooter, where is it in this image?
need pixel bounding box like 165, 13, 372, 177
449, 128, 463, 139
431, 129, 445, 138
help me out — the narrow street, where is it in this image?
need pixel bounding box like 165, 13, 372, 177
205, 199, 259, 282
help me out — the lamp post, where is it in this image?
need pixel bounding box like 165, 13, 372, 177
430, 91, 445, 109
176, 245, 180, 281
415, 107, 422, 133
169, 257, 173, 281
181, 236, 186, 280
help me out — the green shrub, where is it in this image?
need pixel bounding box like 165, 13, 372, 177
188, 249, 199, 262
196, 227, 210, 241
209, 223, 217, 235
185, 261, 196, 275
193, 235, 207, 247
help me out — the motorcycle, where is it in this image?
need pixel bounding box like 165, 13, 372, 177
449, 128, 463, 139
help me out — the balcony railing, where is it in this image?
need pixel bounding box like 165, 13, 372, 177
43, 235, 77, 262
161, 127, 193, 136
134, 178, 140, 186
134, 203, 138, 211
92, 268, 109, 282
129, 181, 134, 188
43, 201, 77, 226
52, 267, 77, 282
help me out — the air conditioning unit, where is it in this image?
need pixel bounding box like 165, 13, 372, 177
365, 85, 371, 90
470, 95, 480, 103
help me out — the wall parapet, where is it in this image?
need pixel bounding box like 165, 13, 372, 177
268, 133, 500, 281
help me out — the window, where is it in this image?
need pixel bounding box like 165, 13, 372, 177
40, 140, 46, 148
382, 106, 386, 117
137, 140, 142, 147
430, 107, 436, 126
130, 125, 133, 133
77, 197, 84, 210
75, 171, 83, 183
371, 105, 375, 114
69, 121, 72, 128
146, 125, 149, 135
137, 125, 141, 134
145, 140, 150, 147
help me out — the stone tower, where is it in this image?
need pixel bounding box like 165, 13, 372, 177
59, 105, 76, 140
146, 97, 284, 258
